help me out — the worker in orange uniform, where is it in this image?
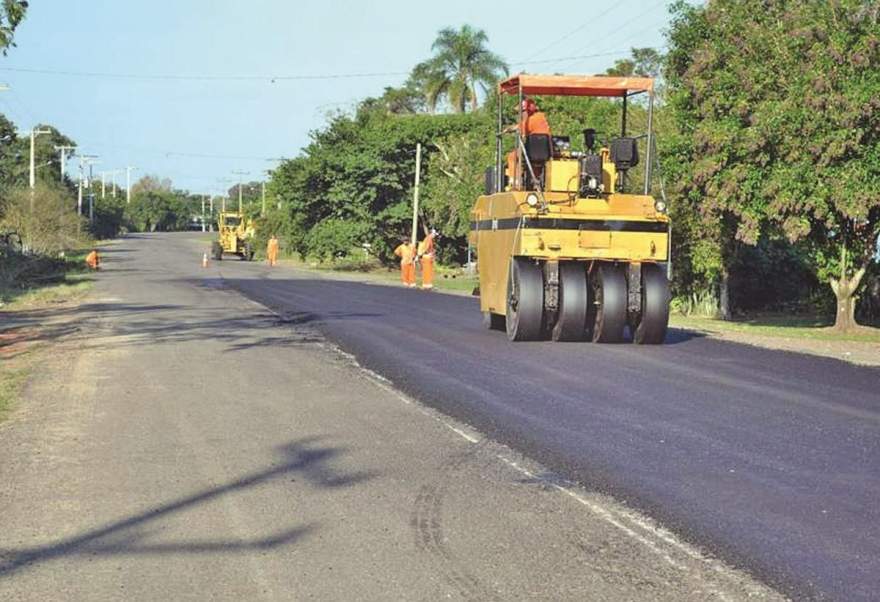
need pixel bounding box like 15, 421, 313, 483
393, 237, 416, 288
85, 249, 100, 271
266, 234, 280, 267
417, 227, 437, 290
505, 97, 551, 188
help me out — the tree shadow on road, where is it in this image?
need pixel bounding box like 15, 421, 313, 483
0, 437, 377, 578
0, 301, 335, 354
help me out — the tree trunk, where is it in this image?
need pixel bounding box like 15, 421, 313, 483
831, 270, 867, 332
832, 283, 857, 331
718, 268, 732, 320
829, 243, 867, 332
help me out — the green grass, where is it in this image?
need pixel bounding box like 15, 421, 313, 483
3, 276, 93, 311
671, 313, 880, 343
283, 255, 480, 295
0, 248, 94, 307
432, 269, 480, 294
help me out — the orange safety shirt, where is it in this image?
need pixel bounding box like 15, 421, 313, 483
519, 111, 551, 137
267, 238, 280, 256
417, 234, 434, 258
85, 250, 99, 269
394, 243, 416, 265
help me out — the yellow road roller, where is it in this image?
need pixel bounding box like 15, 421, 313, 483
469, 74, 670, 344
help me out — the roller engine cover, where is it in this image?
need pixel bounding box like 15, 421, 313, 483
579, 154, 603, 198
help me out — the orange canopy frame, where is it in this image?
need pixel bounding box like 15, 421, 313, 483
499, 74, 654, 98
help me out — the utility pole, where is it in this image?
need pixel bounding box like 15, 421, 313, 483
101, 169, 123, 198
100, 172, 106, 199
77, 154, 99, 218
201, 195, 207, 232
55, 145, 76, 181
261, 181, 266, 216
87, 160, 99, 225
209, 196, 214, 231
232, 170, 248, 213
411, 143, 421, 246
126, 166, 137, 204
29, 127, 52, 189
77, 162, 83, 218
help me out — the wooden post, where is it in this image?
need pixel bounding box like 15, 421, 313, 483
411, 143, 421, 246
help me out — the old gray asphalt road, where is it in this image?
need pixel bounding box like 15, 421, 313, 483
210, 235, 877, 602
0, 232, 782, 601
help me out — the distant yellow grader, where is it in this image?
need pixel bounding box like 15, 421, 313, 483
211, 211, 255, 261
469, 74, 670, 344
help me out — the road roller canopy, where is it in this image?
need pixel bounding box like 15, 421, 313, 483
498, 74, 654, 98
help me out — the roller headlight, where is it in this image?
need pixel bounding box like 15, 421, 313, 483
654, 200, 667, 214
526, 193, 539, 208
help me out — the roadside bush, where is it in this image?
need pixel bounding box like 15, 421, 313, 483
0, 184, 85, 254
304, 219, 371, 262
91, 195, 127, 239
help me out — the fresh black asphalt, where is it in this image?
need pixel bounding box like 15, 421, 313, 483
220, 265, 880, 602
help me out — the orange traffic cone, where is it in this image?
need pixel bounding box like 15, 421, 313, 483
202, 252, 208, 268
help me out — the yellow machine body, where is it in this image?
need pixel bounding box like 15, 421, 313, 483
213, 211, 255, 260
469, 190, 669, 315
473, 73, 669, 344
543, 149, 617, 196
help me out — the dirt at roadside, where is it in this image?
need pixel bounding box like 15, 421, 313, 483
687, 327, 880, 367
0, 297, 88, 421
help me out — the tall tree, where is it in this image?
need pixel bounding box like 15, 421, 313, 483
131, 174, 173, 195
416, 25, 507, 113
0, 0, 27, 54
0, 117, 76, 193
666, 0, 880, 330
606, 47, 663, 77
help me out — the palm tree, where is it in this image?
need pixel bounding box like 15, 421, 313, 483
417, 25, 508, 113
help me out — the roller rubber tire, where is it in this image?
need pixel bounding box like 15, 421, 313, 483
506, 258, 544, 342
211, 241, 223, 261
483, 312, 506, 331
591, 264, 627, 343
633, 263, 670, 345
552, 262, 589, 341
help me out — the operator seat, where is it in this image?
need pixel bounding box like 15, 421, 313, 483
525, 134, 552, 190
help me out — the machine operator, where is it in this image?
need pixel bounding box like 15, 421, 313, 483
505, 97, 551, 189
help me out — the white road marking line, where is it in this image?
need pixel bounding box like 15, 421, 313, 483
444, 424, 480, 444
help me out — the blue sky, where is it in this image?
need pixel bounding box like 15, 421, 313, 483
0, 0, 674, 194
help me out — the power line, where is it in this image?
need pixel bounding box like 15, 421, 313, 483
0, 66, 410, 82
0, 44, 665, 84
511, 48, 651, 67
518, 4, 625, 63
164, 150, 283, 161
60, 137, 285, 162
532, 0, 668, 73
